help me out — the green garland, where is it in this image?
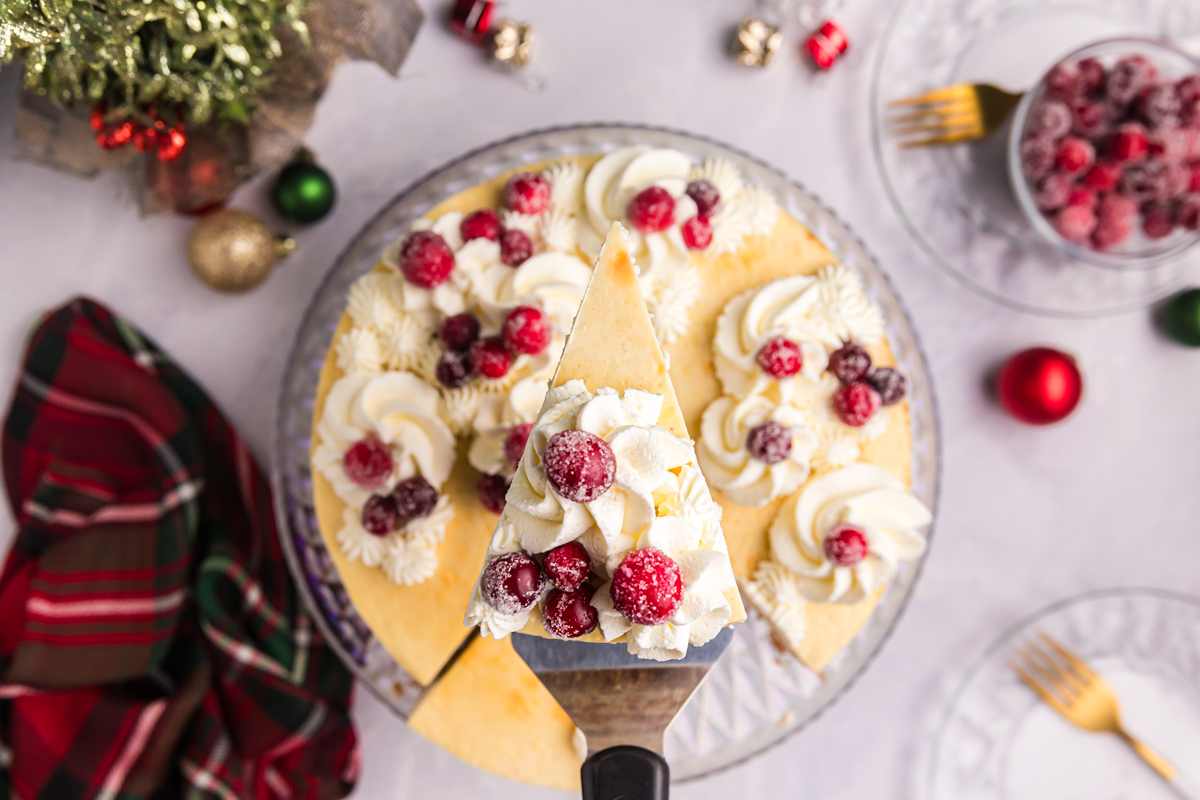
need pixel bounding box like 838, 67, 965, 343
0, 0, 310, 126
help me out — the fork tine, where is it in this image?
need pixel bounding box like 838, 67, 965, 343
1016, 644, 1078, 703
891, 114, 981, 137
1011, 660, 1070, 715
1039, 633, 1099, 684
887, 104, 976, 126
887, 85, 973, 108
1024, 640, 1088, 698
897, 128, 983, 148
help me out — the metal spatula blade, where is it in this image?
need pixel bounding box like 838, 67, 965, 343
511, 628, 733, 800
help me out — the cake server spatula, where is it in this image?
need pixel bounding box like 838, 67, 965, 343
511, 627, 733, 800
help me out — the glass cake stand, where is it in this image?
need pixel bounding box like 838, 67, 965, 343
871, 0, 1200, 317
270, 124, 941, 783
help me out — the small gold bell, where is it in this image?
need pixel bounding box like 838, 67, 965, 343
187, 209, 295, 292
733, 18, 783, 67
492, 19, 534, 70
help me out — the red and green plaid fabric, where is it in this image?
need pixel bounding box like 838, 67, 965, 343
0, 298, 358, 800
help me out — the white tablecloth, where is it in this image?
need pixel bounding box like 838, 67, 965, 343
2, 1, 1197, 796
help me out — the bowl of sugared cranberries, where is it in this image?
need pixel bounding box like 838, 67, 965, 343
1009, 38, 1200, 268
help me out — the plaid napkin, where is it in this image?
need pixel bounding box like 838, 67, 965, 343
0, 299, 358, 800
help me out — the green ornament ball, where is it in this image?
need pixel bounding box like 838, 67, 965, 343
272, 160, 336, 224
1162, 289, 1200, 346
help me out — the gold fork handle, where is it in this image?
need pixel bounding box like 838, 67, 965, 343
1119, 730, 1176, 780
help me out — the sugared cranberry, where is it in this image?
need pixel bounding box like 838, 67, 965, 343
1044, 62, 1081, 101
1138, 84, 1183, 129
1119, 161, 1169, 204
1092, 194, 1138, 249
1084, 161, 1122, 192
1191, 162, 1200, 193
866, 367, 907, 406
440, 313, 481, 352
499, 228, 534, 266
685, 179, 721, 217
1179, 194, 1200, 231
1055, 136, 1095, 175
1033, 173, 1072, 212
1142, 202, 1176, 239
461, 209, 502, 242
1165, 162, 1192, 200
504, 172, 551, 215
502, 306, 551, 355
476, 473, 509, 515
828, 341, 872, 383
394, 476, 438, 519
833, 381, 882, 427
361, 494, 400, 536
543, 430, 616, 503
504, 422, 533, 471
1107, 55, 1156, 105
1110, 123, 1150, 164
1154, 128, 1193, 162
1179, 75, 1200, 107
1020, 136, 1057, 180
343, 438, 393, 489
823, 524, 869, 567
1078, 58, 1107, 97
1066, 186, 1096, 209
746, 420, 792, 465
1054, 204, 1098, 243
627, 186, 676, 233
436, 351, 472, 388
756, 337, 803, 380
681, 216, 713, 250
1070, 100, 1108, 138
469, 337, 512, 379
398, 231, 455, 288
481, 552, 544, 614
610, 547, 684, 626
542, 586, 598, 639
1027, 101, 1073, 140
543, 541, 591, 592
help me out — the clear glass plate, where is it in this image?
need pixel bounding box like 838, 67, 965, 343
929, 588, 1200, 799
270, 124, 941, 783
871, 0, 1200, 317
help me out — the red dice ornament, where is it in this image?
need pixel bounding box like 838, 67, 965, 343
449, 0, 496, 44
806, 21, 849, 70
996, 347, 1083, 425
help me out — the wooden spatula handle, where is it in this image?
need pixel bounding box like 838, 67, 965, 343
581, 745, 669, 800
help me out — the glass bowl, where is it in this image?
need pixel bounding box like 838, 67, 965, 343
271, 124, 941, 785
1008, 37, 1200, 269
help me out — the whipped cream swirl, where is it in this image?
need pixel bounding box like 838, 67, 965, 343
467, 376, 546, 478
768, 464, 931, 604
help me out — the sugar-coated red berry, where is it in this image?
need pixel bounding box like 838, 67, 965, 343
1054, 204, 1098, 243
394, 476, 438, 519
1078, 58, 1107, 97
544, 429, 616, 503
1190, 162, 1200, 193
1179, 75, 1200, 107
1165, 162, 1193, 200
476, 473, 510, 515
1084, 161, 1122, 192
627, 186, 676, 233
542, 586, 598, 639
610, 547, 684, 626
746, 420, 792, 465
1107, 55, 1155, 105
828, 342, 872, 383
504, 172, 551, 215
1179, 194, 1200, 231
1119, 161, 1169, 204
461, 209, 502, 242
1093, 194, 1137, 250
681, 216, 713, 250
1020, 136, 1057, 180
1149, 128, 1189, 164
1066, 186, 1096, 209
823, 525, 869, 567
398, 231, 455, 288
1070, 100, 1107, 138
1142, 202, 1176, 239
343, 438, 393, 489
361, 494, 400, 536
1110, 122, 1150, 164
756, 337, 803, 380
1044, 62, 1081, 101
685, 180, 721, 217
481, 552, 544, 614
440, 313, 481, 352
866, 367, 907, 406
543, 541, 591, 592
1055, 136, 1095, 175
1138, 84, 1183, 128
833, 381, 882, 427
504, 422, 533, 471
469, 337, 512, 379
502, 306, 551, 355
500, 228, 534, 266
1033, 173, 1072, 212
1027, 101, 1073, 140
436, 351, 473, 388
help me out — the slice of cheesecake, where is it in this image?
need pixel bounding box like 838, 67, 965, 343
464, 223, 745, 659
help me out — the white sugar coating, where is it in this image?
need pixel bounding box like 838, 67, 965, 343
544, 429, 616, 503
481, 552, 543, 614
611, 547, 684, 625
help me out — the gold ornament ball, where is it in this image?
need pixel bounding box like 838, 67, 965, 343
187, 209, 295, 292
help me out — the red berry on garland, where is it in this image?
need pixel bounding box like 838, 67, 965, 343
343, 438, 392, 489
542, 586, 598, 639
833, 381, 882, 427
627, 187, 676, 233
500, 228, 534, 266
440, 313, 481, 352
399, 231, 455, 288
481, 552, 544, 613
461, 209, 502, 242
542, 541, 591, 592
757, 337, 803, 380
132, 123, 159, 153
157, 125, 187, 162
610, 547, 683, 626
504, 172, 551, 215
97, 122, 134, 150
543, 429, 616, 503
681, 216, 713, 251
469, 337, 512, 379
504, 422, 533, 470
502, 306, 551, 355
476, 473, 510, 514
996, 347, 1083, 425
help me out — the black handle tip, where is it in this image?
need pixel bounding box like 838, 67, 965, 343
581, 745, 669, 800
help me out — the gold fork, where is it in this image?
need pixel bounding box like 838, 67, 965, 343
887, 84, 1024, 148
1012, 633, 1200, 797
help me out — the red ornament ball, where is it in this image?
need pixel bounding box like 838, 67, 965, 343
996, 347, 1083, 425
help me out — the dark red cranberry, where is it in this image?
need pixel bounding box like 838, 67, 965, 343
468, 337, 512, 379
756, 337, 803, 380
746, 421, 792, 465
343, 438, 393, 489
1044, 61, 1081, 101
499, 228, 534, 266
1107, 55, 1156, 105
436, 351, 472, 388
1142, 202, 1176, 239
1179, 193, 1200, 230
542, 586, 598, 639
476, 473, 510, 515
461, 209, 502, 242
504, 423, 533, 471
1077, 58, 1107, 97
627, 186, 676, 233
833, 381, 882, 427
1191, 162, 1200, 193
1119, 161, 1169, 204
1138, 84, 1183, 129
481, 552, 544, 613
1027, 101, 1073, 140
504, 172, 551, 215
543, 429, 616, 503
502, 306, 551, 355
1069, 100, 1108, 138
610, 547, 684, 626
394, 476, 438, 519
1066, 186, 1096, 209
824, 525, 869, 567
543, 541, 591, 592
866, 367, 907, 406
1179, 75, 1200, 107
361, 494, 400, 536
398, 231, 455, 288
1110, 122, 1150, 164
828, 342, 872, 383
440, 313, 481, 352
1033, 173, 1073, 212
685, 179, 721, 217
681, 216, 713, 250
1055, 136, 1095, 176
1084, 161, 1122, 192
